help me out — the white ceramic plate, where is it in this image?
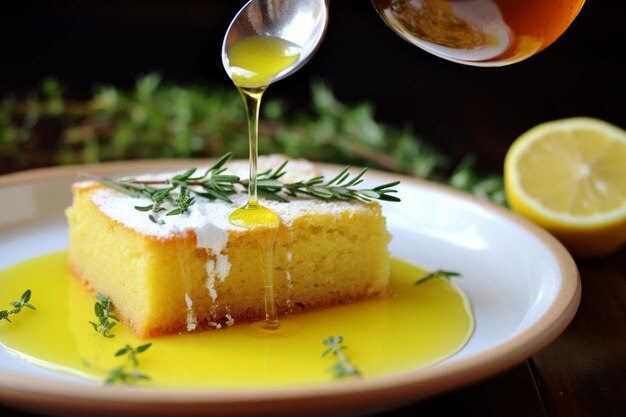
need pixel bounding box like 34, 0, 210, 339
0, 161, 580, 417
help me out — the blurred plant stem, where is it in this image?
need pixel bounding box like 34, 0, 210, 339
0, 74, 505, 205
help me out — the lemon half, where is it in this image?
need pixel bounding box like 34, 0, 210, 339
505, 117, 626, 258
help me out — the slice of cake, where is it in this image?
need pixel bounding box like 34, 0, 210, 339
66, 157, 391, 337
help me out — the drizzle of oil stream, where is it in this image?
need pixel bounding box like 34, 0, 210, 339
0, 252, 474, 388
226, 35, 302, 329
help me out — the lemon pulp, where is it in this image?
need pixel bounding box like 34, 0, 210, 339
505, 117, 626, 257
0, 252, 474, 388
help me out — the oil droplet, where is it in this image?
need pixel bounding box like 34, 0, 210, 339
229, 204, 281, 229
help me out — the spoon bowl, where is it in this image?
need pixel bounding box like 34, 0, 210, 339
222, 0, 329, 85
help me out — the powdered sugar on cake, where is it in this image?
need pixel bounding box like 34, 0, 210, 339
88, 158, 371, 241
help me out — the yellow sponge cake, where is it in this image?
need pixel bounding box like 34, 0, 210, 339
66, 158, 391, 337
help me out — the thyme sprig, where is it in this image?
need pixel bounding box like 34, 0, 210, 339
114, 343, 152, 367
105, 343, 152, 384
105, 366, 151, 385
322, 336, 361, 380
0, 290, 36, 323
93, 152, 400, 224
415, 269, 461, 285
89, 293, 119, 338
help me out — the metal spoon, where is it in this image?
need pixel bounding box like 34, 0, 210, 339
222, 0, 329, 84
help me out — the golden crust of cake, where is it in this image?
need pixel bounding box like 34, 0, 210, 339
66, 167, 391, 338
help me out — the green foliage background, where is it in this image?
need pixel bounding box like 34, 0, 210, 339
0, 74, 504, 204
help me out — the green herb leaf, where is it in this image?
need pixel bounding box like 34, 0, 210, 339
136, 343, 152, 353
415, 269, 461, 285
89, 293, 119, 337
0, 290, 36, 323
105, 365, 151, 385
20, 290, 32, 304
105, 343, 153, 384
0, 311, 12, 323
322, 336, 361, 380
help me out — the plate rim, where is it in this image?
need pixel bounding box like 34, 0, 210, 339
0, 160, 581, 415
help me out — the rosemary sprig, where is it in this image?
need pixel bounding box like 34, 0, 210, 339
88, 152, 238, 225
89, 293, 119, 338
415, 269, 461, 285
92, 153, 400, 224
322, 336, 361, 380
105, 343, 152, 384
0, 290, 36, 323
254, 162, 400, 203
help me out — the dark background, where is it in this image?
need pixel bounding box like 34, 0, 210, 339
2, 3, 626, 417
1, 0, 624, 171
